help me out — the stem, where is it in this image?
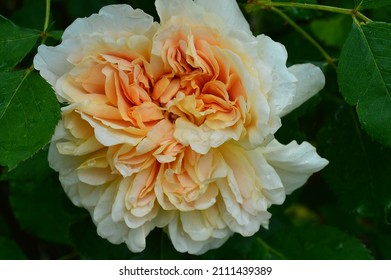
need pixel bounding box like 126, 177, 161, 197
271, 7, 336, 67
43, 0, 51, 33
249, 0, 372, 23
256, 236, 286, 259
40, 0, 51, 45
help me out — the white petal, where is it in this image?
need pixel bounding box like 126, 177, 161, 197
77, 183, 103, 208
245, 148, 286, 205
255, 35, 297, 116
112, 178, 129, 222
34, 44, 73, 88
63, 5, 156, 39
180, 211, 213, 241
155, 0, 201, 24
93, 184, 116, 222
195, 0, 251, 34
167, 214, 231, 255
125, 224, 154, 252
261, 139, 329, 194
280, 64, 326, 117
77, 168, 115, 185
96, 215, 128, 244
93, 184, 129, 244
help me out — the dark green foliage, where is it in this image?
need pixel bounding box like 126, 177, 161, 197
0, 0, 390, 260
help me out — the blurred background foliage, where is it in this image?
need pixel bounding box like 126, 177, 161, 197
1, 0, 391, 259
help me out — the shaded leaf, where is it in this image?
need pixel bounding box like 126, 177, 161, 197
203, 234, 285, 260
0, 236, 26, 260
69, 217, 164, 259
66, 0, 118, 18
8, 150, 73, 244
8, 0, 46, 31
0, 15, 40, 70
358, 0, 391, 9
317, 105, 391, 217
338, 21, 391, 147
265, 224, 372, 259
310, 15, 352, 48
49, 30, 64, 41
0, 213, 12, 238
0, 70, 60, 169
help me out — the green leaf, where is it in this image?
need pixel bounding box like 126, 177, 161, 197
338, 22, 391, 147
8, 150, 73, 244
0, 70, 60, 169
49, 30, 64, 41
265, 224, 373, 259
0, 15, 40, 70
358, 0, 391, 9
9, 0, 46, 31
317, 105, 391, 217
0, 236, 26, 260
310, 15, 352, 48
203, 234, 285, 260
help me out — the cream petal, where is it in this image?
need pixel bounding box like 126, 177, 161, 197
174, 118, 237, 154
80, 113, 143, 146
261, 139, 329, 194
77, 167, 116, 186
63, 5, 157, 40
195, 0, 251, 34
97, 215, 128, 244
217, 196, 271, 236
167, 213, 231, 255
112, 177, 129, 222
255, 35, 297, 117
155, 0, 202, 24
93, 183, 130, 244
280, 64, 326, 117
93, 183, 117, 222
180, 211, 213, 241
48, 141, 84, 207
34, 44, 73, 90
77, 183, 104, 209
245, 148, 286, 205
56, 137, 103, 156
125, 223, 155, 252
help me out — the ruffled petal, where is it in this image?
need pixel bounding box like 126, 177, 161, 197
155, 0, 202, 24
195, 0, 251, 34
280, 64, 326, 117
261, 139, 329, 194
167, 213, 231, 255
63, 5, 157, 39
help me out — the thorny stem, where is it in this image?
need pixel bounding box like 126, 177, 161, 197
270, 7, 337, 68
248, 0, 372, 23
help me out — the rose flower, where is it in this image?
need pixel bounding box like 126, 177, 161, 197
34, 0, 328, 254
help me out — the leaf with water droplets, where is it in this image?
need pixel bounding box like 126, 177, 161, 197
338, 21, 391, 147
0, 15, 40, 70
317, 105, 391, 217
265, 224, 373, 259
0, 70, 60, 169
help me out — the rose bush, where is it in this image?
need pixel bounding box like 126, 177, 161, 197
34, 0, 328, 254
